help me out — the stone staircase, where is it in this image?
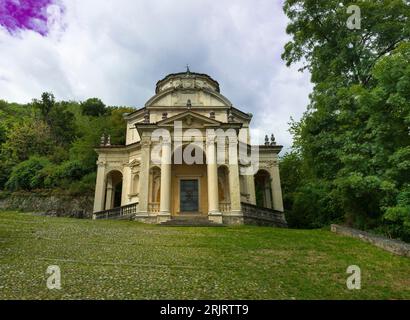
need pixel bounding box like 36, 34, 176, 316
160, 215, 224, 227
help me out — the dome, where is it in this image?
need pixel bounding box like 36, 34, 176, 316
155, 68, 220, 94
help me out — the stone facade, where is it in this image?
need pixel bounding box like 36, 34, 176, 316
93, 70, 285, 225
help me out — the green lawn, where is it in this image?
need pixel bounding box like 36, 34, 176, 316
0, 211, 408, 300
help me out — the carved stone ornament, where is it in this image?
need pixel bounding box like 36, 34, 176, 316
264, 160, 279, 168
141, 136, 151, 148
96, 160, 106, 167
127, 159, 141, 168
183, 79, 194, 89
131, 168, 140, 174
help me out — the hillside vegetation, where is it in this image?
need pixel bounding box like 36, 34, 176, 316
0, 95, 133, 196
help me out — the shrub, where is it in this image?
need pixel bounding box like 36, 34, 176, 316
68, 172, 96, 195
5, 157, 51, 191
334, 173, 397, 230
286, 181, 342, 229
44, 160, 91, 188
382, 185, 410, 242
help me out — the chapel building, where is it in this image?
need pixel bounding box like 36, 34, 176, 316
93, 69, 286, 226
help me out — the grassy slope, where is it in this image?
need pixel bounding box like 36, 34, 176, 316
0, 211, 408, 300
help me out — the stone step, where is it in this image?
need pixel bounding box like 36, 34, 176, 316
170, 215, 209, 221
160, 215, 224, 227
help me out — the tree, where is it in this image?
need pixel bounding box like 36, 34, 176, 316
33, 92, 77, 145
33, 92, 55, 125
1, 119, 54, 162
281, 0, 410, 237
50, 103, 77, 145
106, 107, 135, 145
81, 98, 106, 117
282, 0, 409, 86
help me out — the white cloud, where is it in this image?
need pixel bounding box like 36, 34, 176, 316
0, 0, 312, 151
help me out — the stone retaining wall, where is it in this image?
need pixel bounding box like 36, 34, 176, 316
331, 224, 410, 257
0, 192, 94, 219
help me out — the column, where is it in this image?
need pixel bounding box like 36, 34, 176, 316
122, 164, 131, 206
270, 160, 284, 212
159, 138, 172, 222
138, 134, 151, 214
228, 137, 241, 215
105, 175, 113, 210
246, 175, 256, 205
93, 160, 106, 215
206, 133, 222, 223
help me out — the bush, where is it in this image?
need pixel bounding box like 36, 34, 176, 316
56, 160, 89, 180
5, 157, 51, 191
334, 173, 397, 230
382, 185, 410, 242
68, 172, 96, 195
44, 160, 91, 188
285, 181, 342, 229
0, 160, 13, 190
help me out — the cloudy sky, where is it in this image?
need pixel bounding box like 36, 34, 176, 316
0, 0, 312, 151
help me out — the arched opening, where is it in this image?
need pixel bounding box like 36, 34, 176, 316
105, 170, 123, 210
171, 144, 208, 215
148, 167, 161, 212
254, 170, 273, 209
218, 165, 231, 212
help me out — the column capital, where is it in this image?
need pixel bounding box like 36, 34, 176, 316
141, 135, 151, 148
206, 132, 216, 144
161, 136, 172, 146
96, 160, 106, 168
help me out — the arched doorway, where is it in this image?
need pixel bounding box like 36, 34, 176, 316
105, 170, 123, 210
254, 169, 273, 209
171, 144, 208, 215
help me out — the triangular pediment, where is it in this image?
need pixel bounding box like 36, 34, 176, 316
157, 110, 222, 128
